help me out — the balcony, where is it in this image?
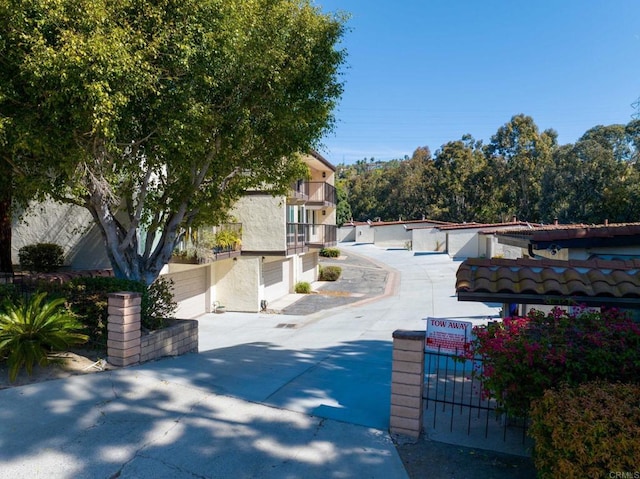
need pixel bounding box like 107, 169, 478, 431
286, 223, 337, 254
288, 181, 336, 207
172, 223, 242, 264
305, 182, 336, 207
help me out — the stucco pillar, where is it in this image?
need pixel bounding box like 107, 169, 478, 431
107, 292, 142, 367
390, 330, 425, 439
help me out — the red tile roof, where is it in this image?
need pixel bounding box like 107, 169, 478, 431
495, 222, 640, 241
456, 257, 640, 308
440, 221, 541, 232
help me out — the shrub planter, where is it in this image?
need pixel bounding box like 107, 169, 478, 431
140, 319, 198, 363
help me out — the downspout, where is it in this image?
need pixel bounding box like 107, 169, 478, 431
528, 243, 542, 259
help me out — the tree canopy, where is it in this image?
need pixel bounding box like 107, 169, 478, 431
1, 0, 346, 283
339, 115, 640, 226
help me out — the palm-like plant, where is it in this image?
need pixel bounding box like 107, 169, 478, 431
0, 293, 89, 382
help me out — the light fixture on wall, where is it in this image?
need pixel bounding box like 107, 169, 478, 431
322, 171, 326, 178
322, 210, 326, 216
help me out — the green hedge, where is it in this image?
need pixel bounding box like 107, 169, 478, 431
18, 243, 64, 272
13, 276, 176, 350
530, 381, 640, 478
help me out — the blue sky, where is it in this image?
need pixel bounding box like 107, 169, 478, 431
314, 1, 640, 164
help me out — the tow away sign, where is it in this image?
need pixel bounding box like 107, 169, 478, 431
425, 317, 473, 354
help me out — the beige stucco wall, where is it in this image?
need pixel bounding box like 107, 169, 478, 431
355, 224, 374, 243
374, 224, 411, 248
12, 200, 111, 269
338, 225, 356, 242
411, 228, 447, 252
215, 256, 261, 312
479, 234, 523, 259
446, 230, 481, 259
232, 195, 286, 252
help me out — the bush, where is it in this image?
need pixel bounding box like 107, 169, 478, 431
294, 282, 311, 294
42, 276, 176, 350
0, 292, 88, 381
0, 285, 19, 312
319, 247, 340, 258
18, 243, 64, 273
529, 381, 640, 478
319, 265, 341, 281
464, 307, 640, 416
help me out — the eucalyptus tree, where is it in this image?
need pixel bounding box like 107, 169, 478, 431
0, 0, 346, 284
486, 114, 557, 222
433, 135, 497, 222
545, 123, 640, 223
393, 146, 437, 220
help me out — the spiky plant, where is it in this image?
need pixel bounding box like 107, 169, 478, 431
0, 293, 89, 382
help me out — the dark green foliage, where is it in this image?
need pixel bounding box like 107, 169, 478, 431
143, 277, 177, 330
338, 117, 640, 225
0, 284, 19, 309
319, 265, 341, 281
0, 292, 88, 381
18, 243, 64, 273
319, 247, 340, 258
29, 276, 177, 350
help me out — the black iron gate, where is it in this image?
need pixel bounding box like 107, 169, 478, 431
423, 347, 530, 446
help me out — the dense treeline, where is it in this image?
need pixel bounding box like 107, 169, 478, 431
336, 114, 640, 226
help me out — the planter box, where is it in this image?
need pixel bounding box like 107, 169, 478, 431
140, 319, 198, 363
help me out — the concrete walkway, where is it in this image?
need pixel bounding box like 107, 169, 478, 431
0, 244, 502, 478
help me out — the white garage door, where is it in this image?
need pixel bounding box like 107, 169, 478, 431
162, 266, 208, 318
263, 260, 290, 302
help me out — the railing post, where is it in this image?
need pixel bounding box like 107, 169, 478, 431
390, 330, 425, 439
107, 292, 142, 367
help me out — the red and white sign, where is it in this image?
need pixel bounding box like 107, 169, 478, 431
425, 317, 472, 354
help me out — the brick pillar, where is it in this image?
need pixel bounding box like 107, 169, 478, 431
107, 292, 142, 367
390, 330, 425, 439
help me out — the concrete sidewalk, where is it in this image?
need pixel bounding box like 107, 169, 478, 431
0, 244, 503, 478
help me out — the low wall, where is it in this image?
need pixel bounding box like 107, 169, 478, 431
107, 292, 198, 367
140, 319, 198, 363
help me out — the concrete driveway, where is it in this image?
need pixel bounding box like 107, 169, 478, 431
0, 244, 500, 478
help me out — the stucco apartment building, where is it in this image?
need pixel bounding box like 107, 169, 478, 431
11, 152, 337, 317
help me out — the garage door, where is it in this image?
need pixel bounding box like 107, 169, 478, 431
302, 253, 317, 273
162, 265, 208, 318
263, 260, 289, 302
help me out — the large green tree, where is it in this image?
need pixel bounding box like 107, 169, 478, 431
486, 114, 557, 222
1, 0, 346, 284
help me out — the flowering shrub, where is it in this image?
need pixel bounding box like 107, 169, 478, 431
465, 307, 640, 417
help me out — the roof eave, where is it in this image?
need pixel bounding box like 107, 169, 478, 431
457, 292, 640, 309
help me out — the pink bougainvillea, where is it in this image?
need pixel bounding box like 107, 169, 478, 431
464, 307, 640, 417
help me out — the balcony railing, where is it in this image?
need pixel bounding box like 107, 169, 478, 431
172, 223, 242, 264
306, 182, 336, 206
286, 223, 337, 253
288, 181, 336, 206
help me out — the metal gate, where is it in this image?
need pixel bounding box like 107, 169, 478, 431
423, 348, 530, 447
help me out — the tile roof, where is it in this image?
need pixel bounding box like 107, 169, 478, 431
440, 221, 541, 232
495, 222, 640, 242
456, 257, 640, 308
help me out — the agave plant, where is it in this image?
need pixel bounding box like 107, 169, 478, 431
0, 293, 88, 382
